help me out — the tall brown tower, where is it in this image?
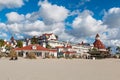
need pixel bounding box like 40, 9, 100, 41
93, 34, 105, 49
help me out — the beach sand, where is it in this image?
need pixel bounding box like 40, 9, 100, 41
0, 58, 120, 80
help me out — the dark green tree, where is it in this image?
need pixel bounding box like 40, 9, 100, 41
55, 35, 58, 40
5, 45, 12, 51
107, 46, 112, 54
0, 39, 5, 47
46, 44, 51, 49
116, 46, 120, 54
31, 36, 38, 44
16, 40, 23, 48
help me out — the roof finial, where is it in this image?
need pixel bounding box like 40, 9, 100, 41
95, 33, 100, 40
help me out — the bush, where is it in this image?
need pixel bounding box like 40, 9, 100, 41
9, 49, 18, 60
9, 50, 17, 57
0, 52, 3, 58
0, 52, 7, 58
26, 52, 36, 59
71, 54, 77, 58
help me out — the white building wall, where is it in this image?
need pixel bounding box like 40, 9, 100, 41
48, 34, 57, 40
48, 41, 64, 48
72, 45, 91, 54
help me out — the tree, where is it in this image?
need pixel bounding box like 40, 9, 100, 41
89, 47, 98, 52
89, 47, 107, 59
116, 46, 120, 54
46, 44, 51, 49
31, 36, 38, 44
55, 35, 58, 40
107, 46, 112, 54
5, 45, 12, 51
0, 39, 5, 47
16, 40, 23, 48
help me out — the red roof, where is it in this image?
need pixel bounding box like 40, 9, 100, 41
49, 49, 57, 52
56, 46, 65, 48
93, 40, 105, 49
66, 45, 72, 48
15, 44, 49, 51
93, 34, 105, 49
43, 33, 53, 36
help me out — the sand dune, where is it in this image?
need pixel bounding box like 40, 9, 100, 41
0, 58, 120, 80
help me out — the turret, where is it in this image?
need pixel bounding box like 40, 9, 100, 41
93, 34, 105, 49
95, 34, 100, 40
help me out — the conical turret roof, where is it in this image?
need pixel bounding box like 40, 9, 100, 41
93, 34, 105, 49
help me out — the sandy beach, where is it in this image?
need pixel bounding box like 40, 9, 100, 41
0, 58, 120, 80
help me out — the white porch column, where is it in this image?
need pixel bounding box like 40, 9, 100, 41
16, 51, 18, 56
23, 52, 26, 58
42, 52, 45, 59
54, 52, 57, 58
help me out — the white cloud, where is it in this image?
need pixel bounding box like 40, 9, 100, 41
59, 31, 88, 43
38, 0, 69, 24
7, 23, 23, 33
76, 0, 90, 7
103, 39, 120, 47
101, 7, 120, 47
103, 7, 120, 28
0, 32, 7, 38
6, 12, 25, 23
15, 33, 24, 39
0, 22, 7, 31
0, 0, 24, 10
6, 20, 65, 38
66, 10, 107, 38
4, 1, 69, 40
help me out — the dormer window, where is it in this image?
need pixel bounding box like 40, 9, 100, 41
32, 46, 36, 50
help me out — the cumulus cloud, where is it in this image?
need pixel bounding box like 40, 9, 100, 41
100, 7, 120, 47
6, 20, 65, 38
0, 0, 24, 10
3, 0, 69, 40
66, 10, 107, 38
0, 32, 8, 38
0, 23, 8, 38
103, 7, 120, 28
6, 12, 25, 23
7, 23, 23, 33
38, 0, 69, 24
0, 22, 7, 31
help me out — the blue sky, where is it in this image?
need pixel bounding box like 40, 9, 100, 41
1, 0, 120, 22
0, 0, 120, 48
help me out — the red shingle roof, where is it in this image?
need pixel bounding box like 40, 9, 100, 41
93, 34, 105, 49
49, 49, 57, 52
15, 44, 49, 51
43, 33, 53, 36
93, 40, 105, 49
